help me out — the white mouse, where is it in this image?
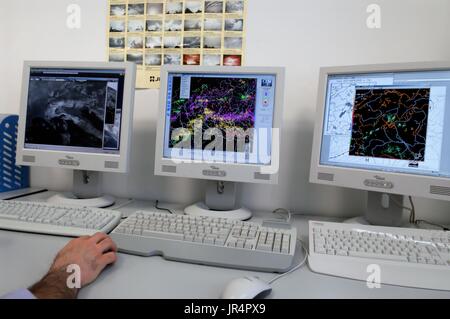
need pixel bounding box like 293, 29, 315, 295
221, 276, 272, 299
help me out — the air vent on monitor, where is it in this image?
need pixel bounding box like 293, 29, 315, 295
22, 155, 35, 163
162, 165, 177, 173
104, 161, 119, 169
430, 185, 450, 197
254, 172, 270, 180
318, 172, 334, 181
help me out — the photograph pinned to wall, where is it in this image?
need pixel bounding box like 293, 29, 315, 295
166, 2, 183, 14
184, 36, 201, 48
203, 54, 221, 66
109, 51, 125, 62
185, 1, 203, 14
205, 1, 223, 13
184, 19, 202, 31
146, 53, 162, 66
183, 54, 201, 65
164, 54, 181, 65
109, 36, 125, 48
128, 3, 145, 15
223, 55, 241, 66
110, 4, 126, 16
147, 20, 162, 31
107, 0, 247, 89
147, 3, 163, 15
146, 36, 162, 48
128, 19, 145, 32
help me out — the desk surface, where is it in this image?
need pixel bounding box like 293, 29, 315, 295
1, 192, 450, 299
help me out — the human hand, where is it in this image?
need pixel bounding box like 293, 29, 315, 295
30, 233, 118, 298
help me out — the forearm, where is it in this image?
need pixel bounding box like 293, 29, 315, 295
29, 268, 79, 299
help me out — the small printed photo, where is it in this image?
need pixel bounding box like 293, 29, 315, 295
165, 20, 182, 31
183, 54, 200, 65
164, 36, 182, 48
223, 55, 241, 66
109, 52, 124, 62
224, 37, 242, 49
128, 3, 145, 15
110, 4, 126, 16
147, 3, 163, 15
183, 36, 201, 48
128, 19, 145, 32
128, 36, 143, 49
146, 36, 162, 48
166, 2, 183, 14
204, 19, 222, 31
185, 1, 202, 14
109, 37, 125, 48
261, 79, 273, 87
204, 36, 221, 49
145, 54, 162, 66
127, 52, 143, 65
205, 1, 223, 13
225, 19, 243, 31
146, 20, 162, 31
110, 20, 125, 32
225, 0, 244, 13
203, 54, 221, 66
164, 54, 181, 65
184, 19, 202, 31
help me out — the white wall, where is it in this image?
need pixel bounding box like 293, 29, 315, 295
1, 0, 450, 223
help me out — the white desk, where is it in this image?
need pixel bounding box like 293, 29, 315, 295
1, 191, 450, 299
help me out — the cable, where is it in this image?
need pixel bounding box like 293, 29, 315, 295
155, 200, 175, 214
272, 208, 292, 223
414, 219, 449, 231
268, 239, 308, 285
112, 198, 135, 210
392, 196, 448, 231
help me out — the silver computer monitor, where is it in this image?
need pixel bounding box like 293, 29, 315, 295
310, 61, 450, 225
155, 65, 285, 219
16, 61, 136, 207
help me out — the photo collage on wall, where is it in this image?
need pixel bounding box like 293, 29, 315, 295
107, 0, 247, 88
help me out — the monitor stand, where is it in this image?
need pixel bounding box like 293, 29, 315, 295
184, 181, 252, 220
345, 191, 405, 226
47, 170, 115, 208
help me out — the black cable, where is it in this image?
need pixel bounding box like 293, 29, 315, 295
415, 219, 449, 231
155, 200, 175, 214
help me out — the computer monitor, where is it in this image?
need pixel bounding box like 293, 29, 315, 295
155, 66, 285, 220
16, 61, 136, 207
310, 62, 450, 226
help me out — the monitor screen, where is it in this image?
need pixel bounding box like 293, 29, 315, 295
320, 69, 450, 178
24, 67, 126, 155
162, 72, 277, 165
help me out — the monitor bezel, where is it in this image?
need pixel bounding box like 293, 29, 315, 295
16, 61, 136, 173
154, 65, 285, 184
309, 61, 450, 200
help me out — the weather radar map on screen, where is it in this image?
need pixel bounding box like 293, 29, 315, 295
320, 70, 450, 177
169, 76, 257, 149
349, 88, 430, 161
163, 72, 276, 164
24, 68, 125, 154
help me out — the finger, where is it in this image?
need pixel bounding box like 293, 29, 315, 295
97, 237, 118, 253
89, 232, 108, 244
99, 251, 117, 267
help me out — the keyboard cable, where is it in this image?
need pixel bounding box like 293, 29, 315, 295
267, 239, 308, 285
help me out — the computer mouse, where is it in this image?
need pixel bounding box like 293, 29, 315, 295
221, 276, 272, 299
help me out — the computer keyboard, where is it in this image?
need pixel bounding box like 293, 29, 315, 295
110, 211, 297, 272
0, 200, 122, 237
308, 221, 450, 291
